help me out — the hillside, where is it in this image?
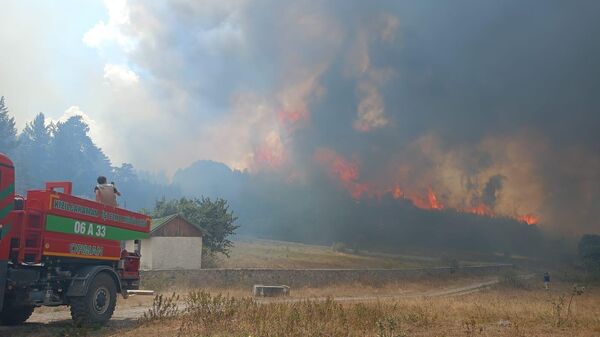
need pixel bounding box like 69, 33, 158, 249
215, 237, 498, 269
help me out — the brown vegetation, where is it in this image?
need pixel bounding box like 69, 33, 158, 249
124, 282, 599, 337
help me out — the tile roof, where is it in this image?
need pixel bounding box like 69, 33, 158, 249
150, 213, 207, 235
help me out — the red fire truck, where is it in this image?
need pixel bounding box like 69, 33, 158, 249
0, 153, 151, 325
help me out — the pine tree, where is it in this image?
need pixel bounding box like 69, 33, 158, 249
52, 116, 112, 197
15, 113, 53, 190
0, 96, 18, 155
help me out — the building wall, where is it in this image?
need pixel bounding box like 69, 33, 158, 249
147, 237, 202, 270
139, 239, 153, 270
126, 215, 204, 270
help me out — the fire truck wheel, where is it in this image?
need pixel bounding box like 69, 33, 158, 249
70, 272, 117, 325
0, 304, 35, 325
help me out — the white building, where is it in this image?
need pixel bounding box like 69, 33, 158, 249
127, 213, 205, 270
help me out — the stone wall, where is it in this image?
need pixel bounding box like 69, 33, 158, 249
141, 264, 514, 289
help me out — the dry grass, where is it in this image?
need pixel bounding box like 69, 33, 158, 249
138, 274, 498, 302
218, 237, 491, 269
11, 276, 599, 337
114, 282, 600, 337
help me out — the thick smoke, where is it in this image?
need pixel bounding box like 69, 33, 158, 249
89, 0, 600, 235
480, 175, 505, 209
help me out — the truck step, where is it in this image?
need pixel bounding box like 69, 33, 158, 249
125, 290, 155, 296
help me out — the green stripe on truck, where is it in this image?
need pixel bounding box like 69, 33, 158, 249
0, 204, 13, 220
45, 214, 149, 240
0, 184, 14, 200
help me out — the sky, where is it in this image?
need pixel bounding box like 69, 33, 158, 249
1, 2, 99, 135
1, 0, 599, 234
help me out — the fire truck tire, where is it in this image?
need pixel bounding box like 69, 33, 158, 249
70, 272, 117, 325
0, 304, 35, 325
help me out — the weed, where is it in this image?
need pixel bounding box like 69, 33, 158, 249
463, 316, 483, 336
403, 303, 437, 327
376, 316, 407, 337
140, 293, 180, 322
552, 284, 586, 327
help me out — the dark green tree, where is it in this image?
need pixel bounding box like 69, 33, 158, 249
15, 113, 53, 191
0, 96, 18, 155
51, 116, 112, 196
113, 163, 180, 210
151, 197, 239, 257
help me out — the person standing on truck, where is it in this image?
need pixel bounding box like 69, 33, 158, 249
95, 176, 121, 207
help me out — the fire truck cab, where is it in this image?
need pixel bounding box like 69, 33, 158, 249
0, 153, 151, 325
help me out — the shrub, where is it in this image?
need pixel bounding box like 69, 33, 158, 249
140, 293, 180, 322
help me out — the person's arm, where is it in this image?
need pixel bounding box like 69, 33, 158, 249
113, 185, 121, 196
95, 187, 102, 203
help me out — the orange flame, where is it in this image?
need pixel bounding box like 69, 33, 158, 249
389, 184, 539, 224
390, 185, 443, 210
279, 110, 305, 124
315, 148, 368, 199
253, 132, 286, 170
314, 155, 539, 225
518, 214, 539, 225
427, 188, 443, 210
278, 109, 309, 132
392, 185, 403, 199
464, 204, 494, 217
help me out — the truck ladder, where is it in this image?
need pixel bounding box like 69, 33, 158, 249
12, 211, 43, 264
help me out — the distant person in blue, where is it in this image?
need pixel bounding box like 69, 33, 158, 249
543, 272, 550, 290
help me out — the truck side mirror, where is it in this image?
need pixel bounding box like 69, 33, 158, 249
14, 196, 24, 210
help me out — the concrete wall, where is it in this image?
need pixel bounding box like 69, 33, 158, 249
141, 264, 514, 289
149, 237, 203, 270
140, 239, 152, 270
127, 237, 203, 270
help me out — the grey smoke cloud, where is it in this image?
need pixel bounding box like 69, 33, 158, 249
79, 0, 600, 234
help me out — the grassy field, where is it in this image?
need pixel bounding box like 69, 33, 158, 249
215, 237, 495, 269
117, 281, 600, 337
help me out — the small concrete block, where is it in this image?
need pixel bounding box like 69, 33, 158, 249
253, 284, 290, 297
